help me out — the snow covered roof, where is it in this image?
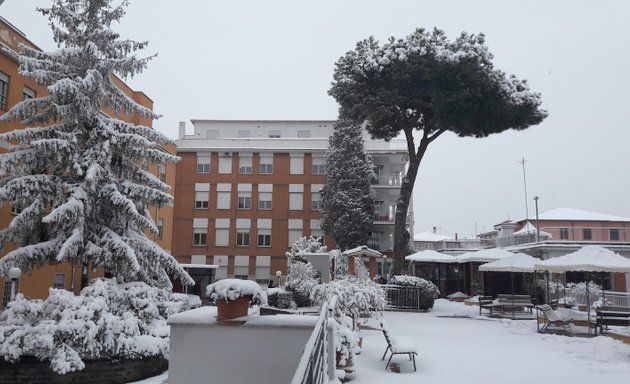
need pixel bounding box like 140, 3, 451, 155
534, 245, 630, 273
405, 250, 458, 263
413, 230, 453, 242
343, 245, 383, 258
479, 253, 539, 272
456, 248, 514, 263
513, 221, 552, 237
526, 208, 630, 222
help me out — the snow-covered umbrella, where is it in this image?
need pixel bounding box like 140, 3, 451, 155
534, 245, 630, 329
456, 248, 514, 263
479, 253, 540, 314
405, 250, 458, 263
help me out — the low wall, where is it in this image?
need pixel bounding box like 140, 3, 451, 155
0, 355, 167, 384
168, 306, 319, 384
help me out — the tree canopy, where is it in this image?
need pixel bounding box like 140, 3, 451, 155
0, 0, 192, 288
320, 120, 375, 251
329, 28, 547, 274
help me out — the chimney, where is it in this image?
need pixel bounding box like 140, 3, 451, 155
432, 226, 437, 234
455, 233, 458, 241
178, 121, 186, 139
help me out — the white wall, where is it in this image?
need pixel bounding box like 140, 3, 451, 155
168, 307, 320, 384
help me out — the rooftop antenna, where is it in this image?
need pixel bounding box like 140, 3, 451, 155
520, 158, 529, 221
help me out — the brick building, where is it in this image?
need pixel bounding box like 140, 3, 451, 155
172, 119, 410, 295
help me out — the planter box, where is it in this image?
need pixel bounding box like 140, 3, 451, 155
0, 355, 167, 384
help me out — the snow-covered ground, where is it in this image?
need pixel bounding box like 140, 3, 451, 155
132, 299, 630, 383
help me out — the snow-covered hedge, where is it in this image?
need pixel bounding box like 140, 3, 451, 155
286, 261, 319, 307
266, 289, 294, 309
206, 279, 266, 306
0, 278, 187, 374
388, 275, 440, 310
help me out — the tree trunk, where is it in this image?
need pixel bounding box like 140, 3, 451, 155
391, 156, 420, 276
390, 128, 444, 276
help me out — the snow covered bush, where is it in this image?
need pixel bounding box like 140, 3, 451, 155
285, 236, 324, 307
206, 279, 266, 306
389, 275, 440, 310
310, 277, 386, 318
334, 316, 359, 367
0, 278, 187, 374
266, 289, 294, 310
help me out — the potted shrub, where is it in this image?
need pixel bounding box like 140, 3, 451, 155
206, 279, 266, 320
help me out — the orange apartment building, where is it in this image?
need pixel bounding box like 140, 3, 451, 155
172, 120, 410, 297
0, 16, 175, 307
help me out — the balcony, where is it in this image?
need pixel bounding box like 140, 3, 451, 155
370, 172, 403, 187
495, 226, 630, 248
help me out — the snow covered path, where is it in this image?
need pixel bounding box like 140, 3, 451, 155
353, 299, 630, 383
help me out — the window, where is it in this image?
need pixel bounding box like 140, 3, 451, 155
195, 192, 209, 209
0, 71, 8, 109
258, 233, 271, 247
218, 155, 232, 174
289, 185, 304, 210
158, 164, 166, 182
195, 183, 210, 209
311, 191, 323, 210
216, 184, 231, 209
583, 228, 592, 241
238, 193, 251, 209
290, 154, 304, 175
371, 165, 384, 184
560, 228, 569, 240
259, 154, 273, 174
53, 273, 66, 289
142, 159, 149, 171
236, 231, 250, 246
234, 275, 249, 280
215, 219, 230, 246
196, 155, 210, 173
297, 130, 311, 138
268, 130, 281, 138
258, 193, 272, 209
22, 86, 36, 100
239, 154, 252, 174
312, 156, 325, 175
374, 201, 385, 220
610, 228, 620, 241
2, 279, 19, 308
206, 130, 219, 139
193, 229, 207, 246
156, 218, 164, 240
11, 202, 24, 215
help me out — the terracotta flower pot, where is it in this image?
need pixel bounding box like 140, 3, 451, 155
216, 295, 252, 320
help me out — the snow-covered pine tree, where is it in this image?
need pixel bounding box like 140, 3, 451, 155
320, 120, 376, 251
0, 0, 192, 288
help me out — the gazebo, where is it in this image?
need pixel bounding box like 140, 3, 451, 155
457, 248, 515, 296
405, 250, 458, 295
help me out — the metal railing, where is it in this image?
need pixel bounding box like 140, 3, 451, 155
381, 284, 424, 310
291, 297, 335, 384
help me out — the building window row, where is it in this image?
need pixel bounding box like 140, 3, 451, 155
191, 219, 323, 247
195, 153, 328, 176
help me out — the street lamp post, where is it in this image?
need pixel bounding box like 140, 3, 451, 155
275, 270, 282, 287
533, 196, 540, 242
8, 267, 21, 301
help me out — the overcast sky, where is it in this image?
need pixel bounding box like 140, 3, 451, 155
2, 0, 630, 238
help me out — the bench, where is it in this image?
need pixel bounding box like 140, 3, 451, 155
479, 294, 534, 316
496, 294, 534, 314
595, 305, 630, 334
380, 320, 418, 372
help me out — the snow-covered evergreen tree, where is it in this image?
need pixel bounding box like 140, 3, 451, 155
320, 120, 375, 251
0, 0, 192, 288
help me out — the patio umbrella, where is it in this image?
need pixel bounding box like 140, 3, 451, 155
479, 253, 539, 319
456, 248, 515, 263
534, 245, 630, 331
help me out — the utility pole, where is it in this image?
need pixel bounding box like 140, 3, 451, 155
534, 196, 540, 242
521, 158, 529, 221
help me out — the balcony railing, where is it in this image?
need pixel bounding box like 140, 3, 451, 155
492, 226, 630, 248
371, 173, 403, 187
